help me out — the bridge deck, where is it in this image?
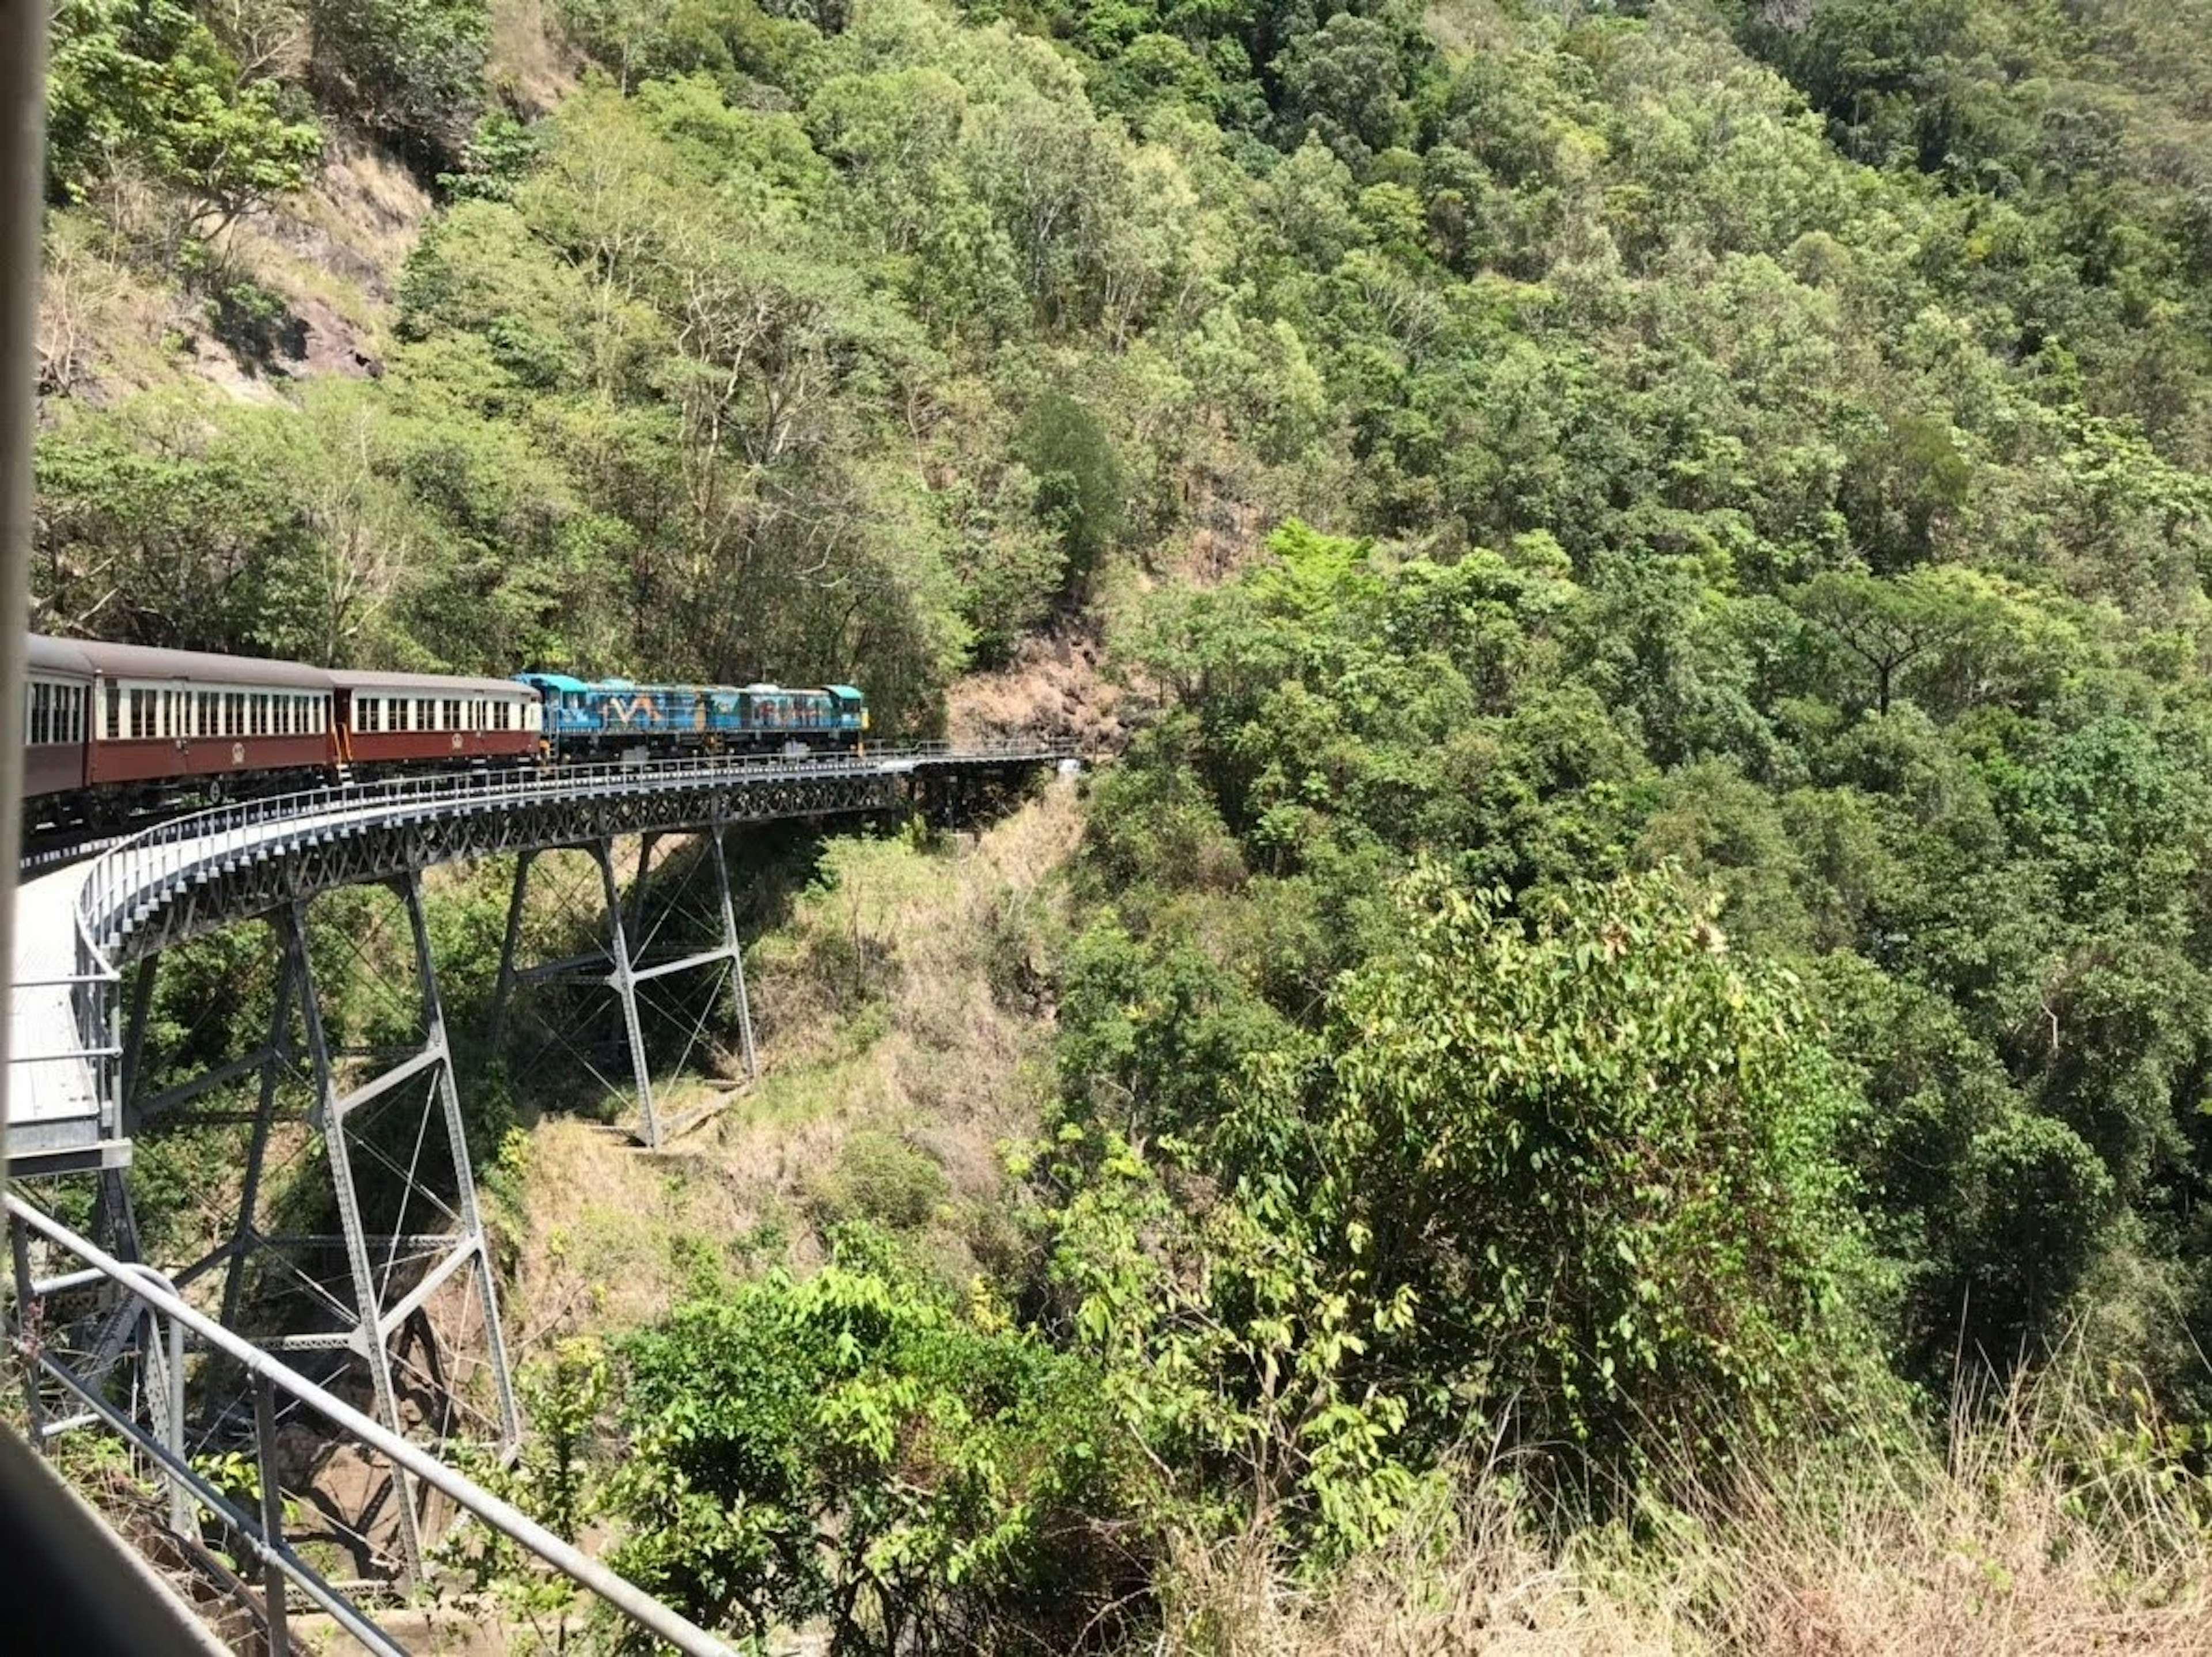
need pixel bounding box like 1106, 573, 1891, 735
9, 862, 106, 1163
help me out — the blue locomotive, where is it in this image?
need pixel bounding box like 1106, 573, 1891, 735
516, 674, 868, 760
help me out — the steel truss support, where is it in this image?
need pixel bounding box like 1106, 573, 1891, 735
89, 873, 520, 1584
490, 827, 756, 1149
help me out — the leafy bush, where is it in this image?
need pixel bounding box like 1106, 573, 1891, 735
809, 1130, 950, 1231
607, 1234, 1146, 1652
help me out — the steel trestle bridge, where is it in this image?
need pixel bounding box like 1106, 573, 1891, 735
5, 738, 1071, 1652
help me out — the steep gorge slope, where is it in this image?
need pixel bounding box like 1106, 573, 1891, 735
35, 0, 2212, 1650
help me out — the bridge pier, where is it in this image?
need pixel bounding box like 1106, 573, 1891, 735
489, 826, 756, 1150
63, 873, 522, 1583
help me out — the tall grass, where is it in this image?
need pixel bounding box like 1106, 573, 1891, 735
1152, 1362, 2212, 1656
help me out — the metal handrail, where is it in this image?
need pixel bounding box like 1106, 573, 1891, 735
69, 738, 1075, 971
7, 1191, 735, 1656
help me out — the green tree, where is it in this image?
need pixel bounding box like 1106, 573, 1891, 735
305, 0, 488, 170
46, 0, 321, 242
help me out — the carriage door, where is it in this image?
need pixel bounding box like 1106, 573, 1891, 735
168, 678, 191, 760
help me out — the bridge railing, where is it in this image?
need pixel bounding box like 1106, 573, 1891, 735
56, 736, 1072, 1144
71, 737, 1074, 966
6, 1192, 735, 1656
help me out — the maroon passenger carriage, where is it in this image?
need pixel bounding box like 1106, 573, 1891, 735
19, 632, 550, 841
330, 668, 541, 771
24, 634, 94, 804
77, 639, 335, 805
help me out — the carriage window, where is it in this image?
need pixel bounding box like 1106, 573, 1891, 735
127, 689, 149, 739
30, 682, 47, 745
444, 699, 461, 730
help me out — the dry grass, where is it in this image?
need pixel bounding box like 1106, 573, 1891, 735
487, 0, 585, 116
948, 620, 1130, 754
498, 1116, 771, 1341
503, 788, 1082, 1341
1156, 1376, 2212, 1657
35, 214, 186, 400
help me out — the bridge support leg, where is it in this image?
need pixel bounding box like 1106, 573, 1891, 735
487, 849, 534, 1050
490, 829, 754, 1148
598, 839, 660, 1148
281, 875, 520, 1580
714, 829, 759, 1086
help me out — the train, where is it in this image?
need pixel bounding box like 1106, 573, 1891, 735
21, 632, 868, 840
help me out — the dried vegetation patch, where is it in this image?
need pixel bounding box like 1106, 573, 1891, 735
1160, 1385, 2212, 1657
503, 788, 1081, 1340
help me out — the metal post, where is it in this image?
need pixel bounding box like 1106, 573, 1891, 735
597, 840, 660, 1147
0, 0, 47, 1169
487, 851, 534, 1048
399, 871, 518, 1449
252, 1371, 291, 1657
712, 828, 756, 1083
631, 832, 660, 945
8, 1212, 48, 1444
118, 960, 157, 1121
88, 1166, 139, 1264
284, 900, 425, 1579
161, 1310, 188, 1536
221, 947, 296, 1334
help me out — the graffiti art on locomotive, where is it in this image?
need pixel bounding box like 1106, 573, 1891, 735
516, 673, 868, 760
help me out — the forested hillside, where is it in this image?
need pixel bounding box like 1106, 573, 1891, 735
33, 0, 2212, 1648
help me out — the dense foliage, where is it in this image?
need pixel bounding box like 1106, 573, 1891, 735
607, 1237, 1139, 1651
